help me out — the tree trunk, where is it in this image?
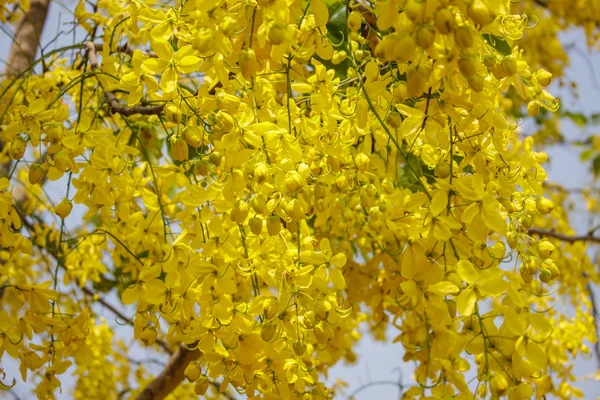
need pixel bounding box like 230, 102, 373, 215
5, 0, 51, 75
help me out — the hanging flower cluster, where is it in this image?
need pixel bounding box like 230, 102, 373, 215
1, 0, 598, 399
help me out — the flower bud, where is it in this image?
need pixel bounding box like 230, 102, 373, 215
194, 375, 209, 395
183, 126, 203, 147
263, 297, 278, 319
458, 55, 478, 78
9, 137, 26, 160
404, 0, 424, 22
416, 24, 436, 49
269, 23, 288, 45
536, 69, 552, 86
331, 50, 347, 65
393, 35, 417, 62
285, 170, 304, 193
261, 323, 277, 342
501, 56, 518, 76
209, 151, 222, 166
434, 8, 454, 34
170, 136, 189, 161
192, 29, 214, 54
355, 153, 370, 171
536, 197, 554, 215
165, 104, 182, 124
537, 240, 555, 259
250, 193, 267, 214
239, 48, 258, 80
28, 163, 44, 185
527, 101, 541, 117
55, 198, 73, 219
468, 0, 493, 26
468, 74, 485, 92
539, 269, 552, 283
219, 16, 237, 36
254, 162, 269, 183
347, 11, 362, 32
185, 363, 202, 382
248, 217, 263, 235
490, 374, 509, 397
286, 199, 305, 221
216, 92, 241, 113
293, 340, 307, 356
315, 299, 331, 321
454, 26, 473, 49
302, 310, 317, 329
266, 215, 281, 236
140, 326, 157, 346
215, 110, 236, 132
231, 200, 250, 224
53, 151, 71, 173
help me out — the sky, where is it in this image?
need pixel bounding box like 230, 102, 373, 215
1, 1, 600, 399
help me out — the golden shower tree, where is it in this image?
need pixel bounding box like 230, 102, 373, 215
1, 0, 600, 398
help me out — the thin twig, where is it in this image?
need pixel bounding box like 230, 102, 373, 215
587, 284, 600, 370
85, 41, 165, 117
528, 228, 600, 244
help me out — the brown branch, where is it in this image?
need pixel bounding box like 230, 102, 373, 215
5, 0, 51, 75
79, 286, 173, 355
134, 344, 200, 400
587, 284, 600, 370
85, 42, 165, 117
528, 228, 600, 244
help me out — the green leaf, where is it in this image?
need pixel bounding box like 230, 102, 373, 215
482, 34, 511, 56
581, 148, 595, 162
593, 155, 600, 176
561, 111, 587, 127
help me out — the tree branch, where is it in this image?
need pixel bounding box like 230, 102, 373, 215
134, 344, 200, 400
85, 41, 165, 117
528, 228, 600, 244
587, 284, 600, 370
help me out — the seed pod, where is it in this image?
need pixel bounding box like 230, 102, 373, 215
170, 136, 189, 161
28, 163, 44, 185
55, 198, 73, 219
434, 7, 454, 34
347, 11, 362, 31
9, 137, 26, 160
266, 215, 281, 236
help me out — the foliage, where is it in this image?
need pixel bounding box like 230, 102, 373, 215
1, 0, 600, 399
